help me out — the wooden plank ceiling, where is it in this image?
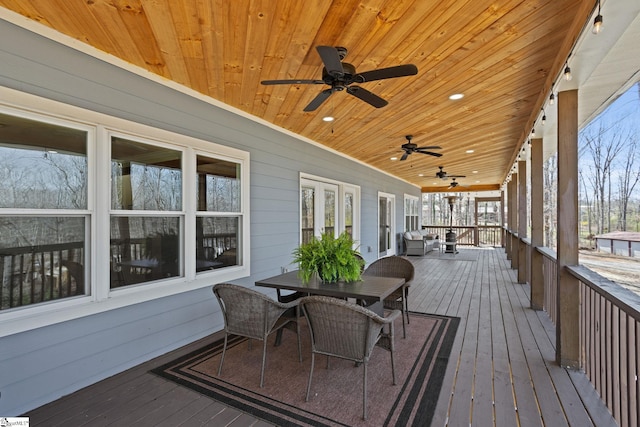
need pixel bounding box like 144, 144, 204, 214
0, 0, 595, 192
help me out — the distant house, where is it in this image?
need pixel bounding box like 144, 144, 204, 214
595, 232, 640, 258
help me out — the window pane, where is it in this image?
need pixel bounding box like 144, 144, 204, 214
324, 188, 336, 236
196, 156, 241, 212
301, 186, 314, 244
110, 216, 182, 288
196, 216, 240, 271
345, 192, 353, 237
0, 216, 87, 310
111, 137, 182, 211
0, 113, 87, 209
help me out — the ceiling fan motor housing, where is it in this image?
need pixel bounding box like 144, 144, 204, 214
322, 62, 357, 86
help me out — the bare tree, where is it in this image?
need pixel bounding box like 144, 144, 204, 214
616, 134, 640, 230
581, 122, 626, 234
543, 154, 557, 249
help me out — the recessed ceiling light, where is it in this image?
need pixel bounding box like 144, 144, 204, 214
466, 149, 474, 154
472, 170, 478, 174
418, 173, 424, 177
322, 116, 334, 122
390, 156, 398, 161
449, 93, 464, 100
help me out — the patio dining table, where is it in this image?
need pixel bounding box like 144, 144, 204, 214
255, 270, 405, 316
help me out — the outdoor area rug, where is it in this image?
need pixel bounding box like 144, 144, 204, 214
152, 311, 459, 427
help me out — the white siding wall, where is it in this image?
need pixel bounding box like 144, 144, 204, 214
0, 19, 420, 415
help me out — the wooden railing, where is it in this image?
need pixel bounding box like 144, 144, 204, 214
508, 229, 639, 427
538, 246, 558, 326
421, 225, 476, 245
569, 265, 640, 427
421, 225, 502, 246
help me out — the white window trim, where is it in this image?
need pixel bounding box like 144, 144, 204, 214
0, 86, 250, 337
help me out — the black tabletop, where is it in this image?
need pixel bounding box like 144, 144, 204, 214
255, 270, 404, 302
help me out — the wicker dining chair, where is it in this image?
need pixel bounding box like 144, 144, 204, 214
212, 283, 302, 388
300, 295, 401, 420
363, 256, 415, 338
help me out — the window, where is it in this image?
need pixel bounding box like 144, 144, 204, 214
110, 136, 183, 288
404, 194, 419, 231
0, 90, 249, 327
195, 155, 242, 272
0, 111, 91, 310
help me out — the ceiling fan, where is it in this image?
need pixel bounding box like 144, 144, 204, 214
400, 135, 442, 161
261, 46, 418, 112
436, 166, 465, 180
448, 178, 468, 189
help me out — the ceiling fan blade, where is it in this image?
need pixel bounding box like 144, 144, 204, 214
261, 79, 324, 85
303, 88, 333, 111
415, 146, 441, 150
400, 151, 409, 161
356, 64, 418, 82
346, 86, 388, 108
417, 151, 443, 157
316, 46, 344, 76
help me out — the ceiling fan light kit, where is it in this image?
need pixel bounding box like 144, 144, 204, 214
261, 46, 418, 112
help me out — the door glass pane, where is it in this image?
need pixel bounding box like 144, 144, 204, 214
111, 137, 182, 211
379, 198, 387, 252
345, 192, 353, 237
301, 186, 314, 244
324, 188, 336, 236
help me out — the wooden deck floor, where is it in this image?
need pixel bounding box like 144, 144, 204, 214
26, 247, 616, 426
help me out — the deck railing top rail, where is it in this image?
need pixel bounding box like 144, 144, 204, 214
568, 264, 640, 322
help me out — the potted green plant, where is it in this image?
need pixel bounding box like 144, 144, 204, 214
292, 231, 364, 283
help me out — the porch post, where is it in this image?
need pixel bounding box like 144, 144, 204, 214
500, 190, 505, 248
510, 172, 519, 269
505, 182, 512, 259
556, 89, 580, 368
530, 138, 544, 309
517, 160, 527, 284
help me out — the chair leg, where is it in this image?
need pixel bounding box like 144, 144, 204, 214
274, 328, 284, 346
217, 333, 228, 376
306, 353, 316, 402
362, 362, 368, 420
296, 319, 302, 362
404, 287, 410, 324
390, 323, 397, 385
260, 338, 268, 388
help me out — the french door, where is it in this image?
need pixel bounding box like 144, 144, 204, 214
378, 192, 396, 256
